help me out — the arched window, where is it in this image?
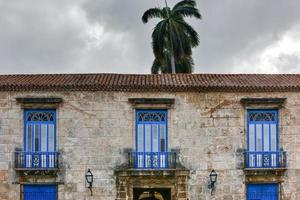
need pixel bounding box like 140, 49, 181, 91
136, 110, 168, 168
24, 109, 56, 168
25, 110, 56, 153
247, 110, 278, 168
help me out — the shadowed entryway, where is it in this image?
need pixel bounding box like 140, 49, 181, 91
133, 188, 171, 200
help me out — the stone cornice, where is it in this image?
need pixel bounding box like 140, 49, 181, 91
128, 98, 175, 109
128, 98, 175, 105
16, 97, 63, 104
240, 98, 286, 107
16, 97, 63, 108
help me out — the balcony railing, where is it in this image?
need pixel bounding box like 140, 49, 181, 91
244, 151, 286, 169
128, 152, 177, 169
15, 151, 59, 170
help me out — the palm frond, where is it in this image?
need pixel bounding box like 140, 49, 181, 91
173, 0, 197, 10
173, 6, 202, 19
162, 7, 171, 18
176, 20, 199, 47
152, 20, 168, 58
169, 20, 192, 59
175, 56, 194, 73
151, 59, 161, 74
142, 8, 164, 23
151, 57, 172, 74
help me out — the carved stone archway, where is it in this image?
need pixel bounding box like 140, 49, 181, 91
115, 170, 189, 200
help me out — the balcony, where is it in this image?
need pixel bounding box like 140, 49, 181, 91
128, 152, 177, 169
244, 151, 287, 175
15, 151, 59, 171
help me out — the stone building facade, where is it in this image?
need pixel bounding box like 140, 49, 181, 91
0, 73, 299, 200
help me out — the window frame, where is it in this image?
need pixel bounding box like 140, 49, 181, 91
135, 109, 168, 154
24, 109, 57, 153
247, 109, 278, 153
135, 109, 169, 169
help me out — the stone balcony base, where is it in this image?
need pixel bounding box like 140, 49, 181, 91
244, 167, 287, 176
244, 168, 287, 184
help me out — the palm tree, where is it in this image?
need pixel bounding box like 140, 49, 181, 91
142, 0, 201, 73
151, 55, 194, 74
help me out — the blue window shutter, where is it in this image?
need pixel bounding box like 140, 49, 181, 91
23, 109, 57, 169
135, 110, 168, 169
247, 110, 279, 168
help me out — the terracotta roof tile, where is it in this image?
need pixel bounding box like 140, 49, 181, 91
0, 73, 300, 92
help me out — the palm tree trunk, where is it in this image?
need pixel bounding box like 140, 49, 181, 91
170, 53, 176, 73
169, 33, 176, 73
164, 0, 176, 74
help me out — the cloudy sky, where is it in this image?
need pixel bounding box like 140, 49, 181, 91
0, 0, 300, 74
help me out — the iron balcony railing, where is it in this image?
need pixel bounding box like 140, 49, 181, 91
128, 152, 177, 169
244, 151, 287, 169
15, 151, 59, 170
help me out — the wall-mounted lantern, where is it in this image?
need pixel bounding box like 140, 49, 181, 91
208, 169, 217, 194
85, 169, 93, 196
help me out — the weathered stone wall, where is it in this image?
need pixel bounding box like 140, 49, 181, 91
0, 91, 299, 199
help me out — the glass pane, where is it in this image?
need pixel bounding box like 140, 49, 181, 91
256, 124, 262, 151
137, 111, 166, 122
41, 124, 47, 152
271, 124, 277, 151
26, 124, 32, 152
160, 125, 166, 152
152, 125, 158, 152
26, 111, 55, 122
137, 124, 143, 152
145, 125, 151, 152
263, 124, 270, 152
249, 124, 255, 151
49, 124, 55, 152
34, 124, 40, 152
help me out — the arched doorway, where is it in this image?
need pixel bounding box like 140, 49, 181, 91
133, 188, 171, 200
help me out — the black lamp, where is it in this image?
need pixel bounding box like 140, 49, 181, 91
85, 169, 93, 196
208, 169, 217, 194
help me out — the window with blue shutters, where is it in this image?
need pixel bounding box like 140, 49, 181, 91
247, 110, 279, 168
23, 109, 57, 168
135, 110, 168, 168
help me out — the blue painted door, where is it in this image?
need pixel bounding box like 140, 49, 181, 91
247, 184, 278, 200
24, 185, 57, 200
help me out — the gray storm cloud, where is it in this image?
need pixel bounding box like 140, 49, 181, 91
0, 0, 300, 74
